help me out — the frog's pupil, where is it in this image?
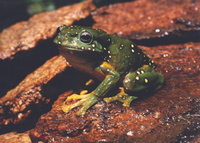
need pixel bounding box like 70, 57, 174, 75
80, 31, 92, 43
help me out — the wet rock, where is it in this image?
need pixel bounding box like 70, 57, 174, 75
0, 0, 95, 127
0, 132, 31, 143
0, 0, 95, 60
0, 0, 199, 142
29, 42, 200, 143
92, 0, 200, 40
0, 56, 68, 126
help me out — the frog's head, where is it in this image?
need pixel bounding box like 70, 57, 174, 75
54, 25, 110, 53
54, 25, 111, 70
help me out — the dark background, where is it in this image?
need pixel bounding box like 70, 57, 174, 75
0, 0, 85, 32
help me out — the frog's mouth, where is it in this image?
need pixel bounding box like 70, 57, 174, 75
61, 46, 84, 52
58, 45, 103, 67
56, 44, 91, 52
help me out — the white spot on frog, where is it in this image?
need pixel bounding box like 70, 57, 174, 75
135, 76, 140, 80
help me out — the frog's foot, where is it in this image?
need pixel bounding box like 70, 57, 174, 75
104, 88, 137, 107
62, 92, 100, 116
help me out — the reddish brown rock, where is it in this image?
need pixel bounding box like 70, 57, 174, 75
29, 42, 200, 143
141, 42, 200, 77
0, 132, 31, 143
0, 0, 199, 142
92, 0, 200, 40
0, 55, 68, 126
0, 0, 95, 127
0, 0, 95, 60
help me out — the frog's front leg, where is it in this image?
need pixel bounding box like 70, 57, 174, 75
62, 62, 120, 116
104, 65, 164, 106
62, 93, 100, 116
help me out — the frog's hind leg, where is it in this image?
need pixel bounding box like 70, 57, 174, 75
104, 87, 138, 107
123, 65, 164, 95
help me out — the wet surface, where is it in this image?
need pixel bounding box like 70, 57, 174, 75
29, 42, 200, 143
92, 0, 200, 40
0, 0, 199, 142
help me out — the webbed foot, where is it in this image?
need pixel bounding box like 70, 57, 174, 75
62, 91, 100, 116
104, 88, 137, 107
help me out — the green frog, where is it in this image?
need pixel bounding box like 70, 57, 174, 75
54, 25, 164, 116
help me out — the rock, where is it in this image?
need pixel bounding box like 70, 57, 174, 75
0, 55, 68, 126
29, 42, 200, 143
92, 0, 200, 40
0, 0, 95, 127
0, 132, 31, 143
0, 0, 95, 60
0, 0, 199, 142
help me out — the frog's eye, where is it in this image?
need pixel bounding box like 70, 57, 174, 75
80, 31, 93, 43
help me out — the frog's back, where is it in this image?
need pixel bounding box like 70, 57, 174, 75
105, 35, 155, 75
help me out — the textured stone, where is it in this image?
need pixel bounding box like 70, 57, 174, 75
0, 0, 199, 142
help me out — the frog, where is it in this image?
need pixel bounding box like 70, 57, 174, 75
54, 25, 164, 116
